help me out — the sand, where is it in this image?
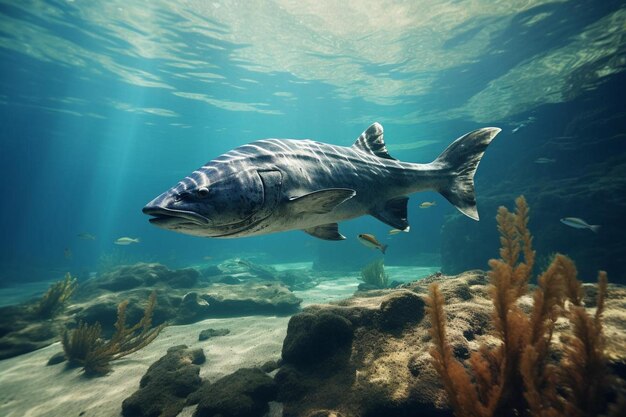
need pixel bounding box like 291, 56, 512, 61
0, 263, 437, 417
0, 315, 290, 417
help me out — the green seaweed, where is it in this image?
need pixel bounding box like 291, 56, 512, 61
62, 291, 166, 376
360, 259, 388, 289
35, 272, 77, 318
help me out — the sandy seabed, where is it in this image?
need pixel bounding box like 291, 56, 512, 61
0, 264, 437, 417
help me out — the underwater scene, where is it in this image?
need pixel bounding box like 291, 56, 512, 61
1, 1, 625, 416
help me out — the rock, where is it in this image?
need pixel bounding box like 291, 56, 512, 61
376, 291, 425, 332
281, 312, 353, 367
121, 345, 205, 417
275, 271, 626, 417
74, 290, 176, 334
177, 292, 211, 324
166, 269, 200, 289
278, 270, 318, 291
198, 328, 230, 341
83, 263, 200, 293
47, 351, 66, 365
0, 262, 304, 360
216, 276, 242, 285
200, 265, 222, 278
200, 282, 301, 316
0, 304, 61, 360
190, 368, 277, 417
273, 272, 488, 416
260, 359, 281, 373
357, 283, 380, 292
218, 259, 278, 281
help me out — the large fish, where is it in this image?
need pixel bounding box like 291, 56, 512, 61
143, 123, 500, 240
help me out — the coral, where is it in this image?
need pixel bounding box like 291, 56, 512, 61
359, 259, 388, 289
62, 291, 166, 375
34, 272, 77, 318
426, 195, 620, 417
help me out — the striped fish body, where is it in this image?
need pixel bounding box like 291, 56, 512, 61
143, 123, 500, 240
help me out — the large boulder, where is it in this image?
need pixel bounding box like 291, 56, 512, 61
189, 368, 277, 417
122, 345, 205, 417
281, 312, 354, 367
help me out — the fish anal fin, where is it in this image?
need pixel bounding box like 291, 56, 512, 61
371, 197, 409, 230
304, 223, 345, 240
352, 122, 395, 160
289, 188, 356, 214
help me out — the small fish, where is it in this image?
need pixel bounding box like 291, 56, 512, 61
388, 226, 410, 235
77, 232, 96, 240
511, 116, 536, 134
419, 201, 437, 208
512, 125, 524, 134
560, 217, 600, 233
358, 233, 388, 254
114, 237, 140, 245
203, 256, 213, 260
64, 248, 73, 260
534, 157, 556, 164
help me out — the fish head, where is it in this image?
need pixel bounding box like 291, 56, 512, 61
143, 167, 277, 237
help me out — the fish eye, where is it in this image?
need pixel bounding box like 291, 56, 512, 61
174, 191, 191, 202
196, 187, 210, 198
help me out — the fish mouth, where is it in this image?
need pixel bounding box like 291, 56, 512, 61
142, 206, 210, 226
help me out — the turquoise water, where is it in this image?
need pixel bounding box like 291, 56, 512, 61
1, 0, 625, 285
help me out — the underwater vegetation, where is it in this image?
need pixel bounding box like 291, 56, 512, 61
426, 196, 622, 417
360, 258, 389, 289
34, 272, 77, 318
62, 291, 165, 376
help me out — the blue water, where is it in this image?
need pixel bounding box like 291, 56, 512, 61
1, 0, 625, 285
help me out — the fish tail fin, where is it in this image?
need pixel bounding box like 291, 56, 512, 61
135, 238, 141, 243
381, 244, 388, 254
433, 127, 501, 220
590, 225, 601, 233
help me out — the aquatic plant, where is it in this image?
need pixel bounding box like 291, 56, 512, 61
426, 196, 617, 417
34, 272, 77, 318
360, 259, 388, 289
62, 291, 165, 375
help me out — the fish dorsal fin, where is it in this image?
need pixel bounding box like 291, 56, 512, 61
352, 122, 395, 160
370, 197, 409, 230
304, 223, 345, 240
289, 188, 356, 214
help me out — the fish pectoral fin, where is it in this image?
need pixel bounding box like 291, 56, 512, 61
370, 197, 409, 230
289, 188, 356, 214
352, 122, 395, 160
303, 223, 345, 240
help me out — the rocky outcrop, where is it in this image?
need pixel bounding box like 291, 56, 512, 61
0, 304, 59, 360
71, 264, 302, 329
0, 262, 302, 359
275, 271, 626, 417
122, 345, 205, 417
